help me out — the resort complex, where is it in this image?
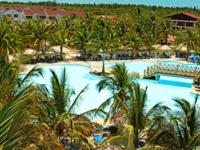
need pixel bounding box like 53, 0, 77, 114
0, 7, 85, 21
0, 2, 200, 150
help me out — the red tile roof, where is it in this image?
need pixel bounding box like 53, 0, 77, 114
46, 9, 85, 17
182, 12, 200, 20
0, 7, 85, 17
23, 9, 45, 16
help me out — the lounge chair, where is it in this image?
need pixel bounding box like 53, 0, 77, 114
151, 53, 156, 58
112, 54, 117, 60
98, 55, 102, 61
117, 54, 121, 60
174, 52, 179, 57
142, 53, 150, 59
125, 54, 130, 60
136, 53, 142, 59
52, 56, 58, 62
195, 55, 199, 63
162, 52, 170, 58
85, 55, 91, 61
188, 54, 195, 62
121, 54, 126, 60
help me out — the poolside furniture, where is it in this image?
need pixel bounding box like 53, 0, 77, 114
52, 56, 58, 62
121, 54, 126, 60
117, 54, 121, 60
188, 54, 195, 62
92, 135, 104, 143
85, 54, 91, 61
174, 52, 179, 57
162, 52, 171, 58
195, 55, 199, 63
136, 53, 142, 59
112, 54, 117, 60
98, 54, 102, 61
142, 53, 150, 59
125, 54, 131, 60
151, 53, 156, 58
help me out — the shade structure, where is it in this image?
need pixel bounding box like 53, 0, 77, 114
93, 136, 104, 143
45, 49, 58, 54
24, 48, 36, 55
158, 45, 172, 51
152, 44, 161, 49
8, 55, 15, 62
50, 46, 70, 54
177, 44, 187, 51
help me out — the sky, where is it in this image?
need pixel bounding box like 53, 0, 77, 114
6, 0, 200, 8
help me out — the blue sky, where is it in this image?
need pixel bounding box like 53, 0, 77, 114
6, 0, 200, 8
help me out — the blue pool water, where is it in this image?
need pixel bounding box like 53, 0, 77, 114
106, 61, 198, 74
23, 61, 199, 117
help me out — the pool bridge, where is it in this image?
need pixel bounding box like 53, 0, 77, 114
143, 63, 200, 79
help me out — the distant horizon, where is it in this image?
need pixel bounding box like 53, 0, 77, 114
4, 0, 200, 8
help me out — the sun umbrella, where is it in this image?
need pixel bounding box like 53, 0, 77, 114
158, 45, 172, 51
152, 44, 161, 49
24, 48, 36, 55
93, 136, 104, 143
50, 46, 70, 54
8, 55, 15, 62
177, 44, 187, 51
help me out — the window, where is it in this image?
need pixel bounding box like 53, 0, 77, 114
56, 14, 61, 18
33, 13, 38, 18
14, 14, 18, 18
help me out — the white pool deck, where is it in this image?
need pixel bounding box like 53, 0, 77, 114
20, 52, 199, 94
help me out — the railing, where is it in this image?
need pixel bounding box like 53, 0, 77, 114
143, 63, 200, 78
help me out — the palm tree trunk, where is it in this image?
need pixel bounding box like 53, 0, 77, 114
102, 50, 105, 73
60, 45, 63, 60
165, 34, 168, 45
148, 47, 151, 56
37, 41, 40, 59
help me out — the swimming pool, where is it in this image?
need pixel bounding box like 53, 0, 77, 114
25, 61, 199, 117
105, 60, 199, 74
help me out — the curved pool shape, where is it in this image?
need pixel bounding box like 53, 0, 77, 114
24, 62, 199, 118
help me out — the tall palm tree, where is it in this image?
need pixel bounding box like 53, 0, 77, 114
175, 28, 200, 53
125, 31, 141, 59
147, 96, 200, 150
97, 63, 163, 149
86, 19, 119, 73
157, 18, 175, 45
0, 62, 62, 149
72, 22, 91, 59
25, 17, 52, 56
48, 68, 104, 149
0, 21, 23, 63
143, 33, 157, 56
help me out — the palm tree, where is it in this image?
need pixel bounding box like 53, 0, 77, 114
157, 18, 175, 45
0, 21, 23, 63
145, 11, 158, 38
143, 33, 157, 56
175, 28, 200, 54
0, 62, 62, 149
72, 22, 91, 59
25, 17, 52, 56
147, 96, 200, 150
97, 63, 164, 149
86, 19, 119, 73
125, 30, 142, 58
48, 68, 104, 149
